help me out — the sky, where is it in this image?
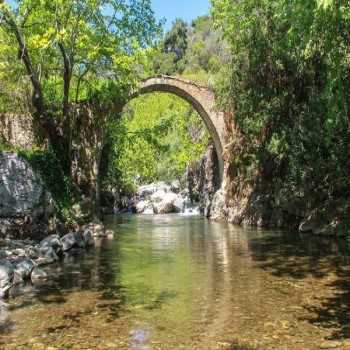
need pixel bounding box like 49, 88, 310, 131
152, 0, 211, 30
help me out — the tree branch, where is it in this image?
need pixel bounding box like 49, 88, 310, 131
1, 2, 45, 115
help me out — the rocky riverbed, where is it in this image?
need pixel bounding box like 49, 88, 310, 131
0, 222, 114, 299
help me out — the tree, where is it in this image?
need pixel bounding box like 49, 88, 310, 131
100, 93, 210, 190
163, 18, 188, 61
0, 0, 160, 175
151, 19, 188, 76
212, 0, 350, 221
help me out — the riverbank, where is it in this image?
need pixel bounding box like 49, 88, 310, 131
0, 222, 115, 299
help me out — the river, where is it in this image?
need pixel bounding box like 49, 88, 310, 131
1, 214, 350, 349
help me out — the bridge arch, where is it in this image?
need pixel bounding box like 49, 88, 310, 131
130, 75, 226, 180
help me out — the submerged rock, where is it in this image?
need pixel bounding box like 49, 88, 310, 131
31, 267, 48, 283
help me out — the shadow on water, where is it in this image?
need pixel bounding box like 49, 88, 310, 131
0, 239, 127, 335
228, 341, 257, 350
248, 231, 350, 341
303, 269, 350, 340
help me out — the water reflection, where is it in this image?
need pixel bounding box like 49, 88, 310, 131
0, 215, 349, 349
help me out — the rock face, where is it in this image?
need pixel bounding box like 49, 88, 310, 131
0, 114, 34, 150
186, 143, 221, 218
0, 152, 52, 218
0, 152, 54, 239
209, 189, 227, 220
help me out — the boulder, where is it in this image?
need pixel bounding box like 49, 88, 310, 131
38, 246, 59, 264
0, 260, 14, 298
152, 191, 180, 214
173, 197, 185, 213
105, 230, 115, 239
135, 182, 189, 215
14, 258, 35, 282
170, 180, 181, 194
61, 233, 77, 252
83, 222, 105, 237
82, 229, 94, 247
31, 267, 48, 283
72, 232, 85, 248
0, 152, 54, 219
61, 232, 86, 252
154, 201, 174, 214
138, 182, 170, 198
136, 200, 154, 214
25, 246, 40, 259
40, 234, 63, 256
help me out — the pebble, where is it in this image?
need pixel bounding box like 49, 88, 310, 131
343, 340, 350, 350
320, 340, 343, 349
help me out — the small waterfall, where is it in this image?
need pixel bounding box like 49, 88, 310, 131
181, 198, 200, 216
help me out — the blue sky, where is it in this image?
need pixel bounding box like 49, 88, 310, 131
152, 0, 211, 30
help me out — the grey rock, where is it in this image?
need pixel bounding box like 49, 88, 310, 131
61, 232, 85, 252
151, 191, 179, 214
209, 189, 226, 220
14, 259, 35, 282
0, 300, 9, 328
40, 234, 62, 256
39, 246, 59, 264
0, 260, 14, 298
31, 267, 48, 283
0, 152, 53, 218
170, 180, 181, 193
25, 246, 40, 259
83, 222, 105, 237
138, 182, 170, 198
135, 200, 154, 214
73, 232, 86, 249
12, 248, 26, 257
82, 230, 94, 247
61, 233, 76, 252
173, 197, 184, 213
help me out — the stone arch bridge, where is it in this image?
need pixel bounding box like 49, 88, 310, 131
133, 75, 227, 179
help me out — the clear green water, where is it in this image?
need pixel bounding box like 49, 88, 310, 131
1, 215, 350, 350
